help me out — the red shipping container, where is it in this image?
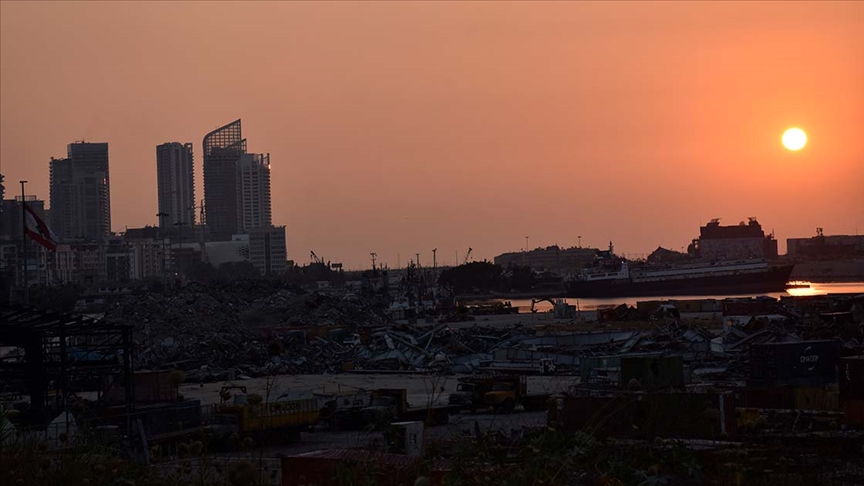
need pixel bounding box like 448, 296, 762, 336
844, 399, 864, 426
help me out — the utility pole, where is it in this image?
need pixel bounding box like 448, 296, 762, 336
19, 181, 28, 305
525, 236, 529, 252
578, 236, 582, 248
415, 253, 420, 268
432, 248, 437, 271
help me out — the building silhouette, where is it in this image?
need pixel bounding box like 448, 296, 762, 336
203, 120, 245, 241
249, 226, 286, 276
49, 142, 111, 241
156, 142, 195, 228
237, 153, 271, 231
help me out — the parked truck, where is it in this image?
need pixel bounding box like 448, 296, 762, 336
361, 389, 456, 427
211, 386, 319, 444
448, 376, 497, 411
482, 375, 551, 412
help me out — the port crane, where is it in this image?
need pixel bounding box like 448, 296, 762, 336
310, 251, 324, 265
463, 248, 473, 264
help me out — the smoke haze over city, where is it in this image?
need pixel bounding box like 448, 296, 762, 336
2, 1, 862, 267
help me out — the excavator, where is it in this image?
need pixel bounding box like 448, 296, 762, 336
530, 298, 577, 319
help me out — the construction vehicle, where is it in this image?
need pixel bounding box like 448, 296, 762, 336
317, 390, 372, 431
211, 386, 318, 443
482, 375, 551, 412
531, 298, 577, 319
360, 389, 455, 428
448, 376, 497, 411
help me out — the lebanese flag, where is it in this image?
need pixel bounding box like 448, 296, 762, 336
24, 202, 58, 251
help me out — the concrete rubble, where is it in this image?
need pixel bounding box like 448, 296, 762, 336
105, 283, 864, 385
105, 282, 516, 381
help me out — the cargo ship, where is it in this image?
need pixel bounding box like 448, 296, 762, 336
566, 218, 794, 298
566, 253, 794, 298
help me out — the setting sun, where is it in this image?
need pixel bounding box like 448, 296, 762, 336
782, 127, 807, 151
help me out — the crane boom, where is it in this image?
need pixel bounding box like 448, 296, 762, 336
463, 247, 473, 264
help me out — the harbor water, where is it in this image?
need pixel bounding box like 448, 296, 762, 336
497, 281, 864, 313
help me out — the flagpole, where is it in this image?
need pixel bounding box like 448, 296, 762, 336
19, 180, 28, 306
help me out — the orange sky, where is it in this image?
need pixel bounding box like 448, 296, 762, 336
1, 1, 862, 268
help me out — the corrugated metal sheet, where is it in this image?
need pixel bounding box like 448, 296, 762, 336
519, 331, 640, 347
492, 348, 580, 366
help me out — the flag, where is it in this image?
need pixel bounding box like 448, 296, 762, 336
24, 202, 58, 251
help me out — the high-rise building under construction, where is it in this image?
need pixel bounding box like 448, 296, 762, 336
202, 119, 272, 241
49, 142, 111, 241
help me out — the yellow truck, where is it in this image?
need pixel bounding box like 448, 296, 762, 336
482, 375, 550, 412
213, 386, 319, 443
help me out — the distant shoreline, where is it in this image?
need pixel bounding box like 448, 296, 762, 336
457, 279, 864, 302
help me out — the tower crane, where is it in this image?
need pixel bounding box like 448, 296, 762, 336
310, 251, 325, 266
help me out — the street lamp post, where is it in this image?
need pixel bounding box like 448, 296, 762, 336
19, 181, 29, 305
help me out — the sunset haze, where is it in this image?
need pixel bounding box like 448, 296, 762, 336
1, 1, 862, 268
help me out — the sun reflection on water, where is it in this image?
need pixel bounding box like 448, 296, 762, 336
785, 281, 823, 297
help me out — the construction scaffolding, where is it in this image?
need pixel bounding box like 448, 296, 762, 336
0, 306, 134, 436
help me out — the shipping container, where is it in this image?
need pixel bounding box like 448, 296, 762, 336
102, 370, 179, 404
738, 385, 840, 411
579, 352, 665, 384
739, 386, 796, 409
794, 386, 840, 411
580, 355, 622, 383
620, 355, 684, 388
700, 299, 722, 313
844, 399, 864, 426
100, 399, 202, 438
839, 356, 864, 400
636, 300, 664, 316
551, 391, 735, 439
749, 340, 840, 386
670, 300, 702, 313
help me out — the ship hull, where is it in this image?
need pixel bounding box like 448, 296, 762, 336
566, 264, 795, 298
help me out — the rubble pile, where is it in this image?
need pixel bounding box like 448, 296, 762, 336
106, 285, 263, 379
105, 283, 395, 380
105, 283, 863, 382
240, 290, 390, 328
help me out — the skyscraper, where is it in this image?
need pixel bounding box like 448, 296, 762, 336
49, 142, 111, 241
248, 225, 286, 275
203, 120, 245, 241
236, 153, 271, 232
156, 142, 195, 228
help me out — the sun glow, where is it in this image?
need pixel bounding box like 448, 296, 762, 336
782, 127, 807, 151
